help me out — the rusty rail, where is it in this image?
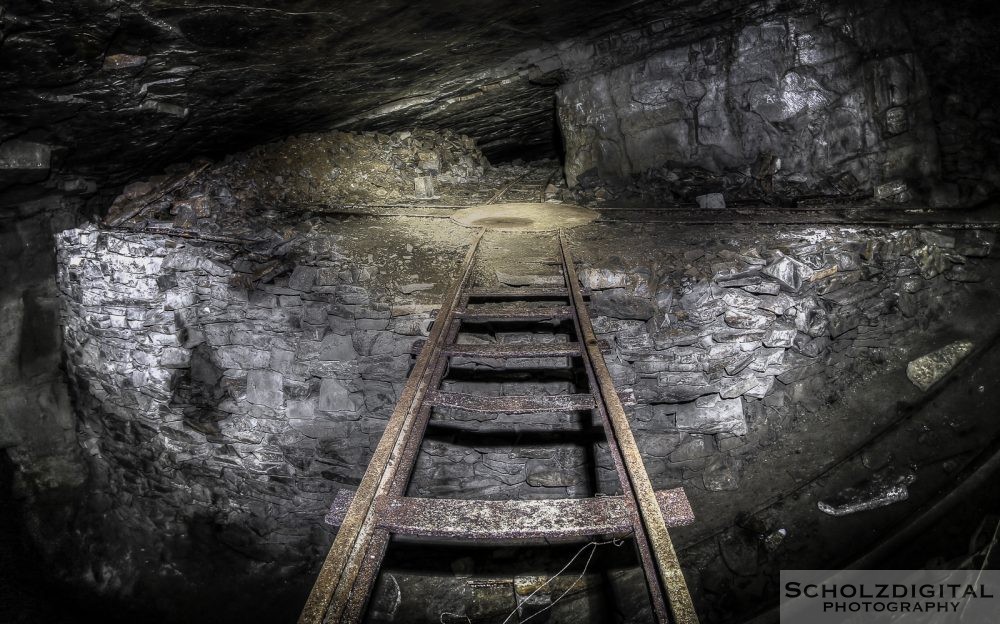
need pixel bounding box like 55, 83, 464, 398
559, 231, 699, 624
299, 229, 699, 624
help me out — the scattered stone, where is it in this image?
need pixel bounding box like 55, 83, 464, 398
884, 106, 907, 135
874, 179, 909, 202
719, 375, 759, 399
703, 460, 740, 491
955, 230, 995, 257
722, 290, 761, 310
695, 193, 726, 209
762, 253, 813, 293
762, 528, 787, 552
413, 176, 435, 198
399, 282, 434, 294
818, 473, 915, 516
103, 53, 147, 70
591, 288, 656, 320
906, 340, 974, 391
763, 323, 796, 348
579, 267, 631, 289
944, 264, 984, 282
724, 308, 775, 330
288, 266, 318, 290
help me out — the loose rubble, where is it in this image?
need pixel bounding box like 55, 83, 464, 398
906, 340, 974, 391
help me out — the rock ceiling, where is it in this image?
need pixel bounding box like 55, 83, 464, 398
0, 0, 770, 183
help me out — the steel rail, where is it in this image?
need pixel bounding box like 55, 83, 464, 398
301, 229, 699, 624
298, 229, 484, 624
559, 231, 699, 624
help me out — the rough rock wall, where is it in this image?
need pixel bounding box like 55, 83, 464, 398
51, 213, 995, 613
0, 185, 93, 559
54, 223, 446, 597
579, 227, 996, 493
104, 129, 488, 235
556, 6, 941, 202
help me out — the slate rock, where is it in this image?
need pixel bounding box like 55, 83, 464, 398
288, 266, 318, 290
246, 370, 283, 408
906, 340, 974, 391
722, 289, 761, 310
318, 378, 360, 413
674, 395, 747, 436
669, 434, 714, 462
724, 308, 775, 330
591, 288, 656, 320
761, 253, 813, 293
695, 193, 726, 209
320, 333, 357, 360
763, 323, 796, 348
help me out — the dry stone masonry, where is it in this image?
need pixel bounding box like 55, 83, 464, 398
51, 206, 995, 597
578, 226, 995, 494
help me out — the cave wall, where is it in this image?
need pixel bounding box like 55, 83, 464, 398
51, 200, 996, 606
577, 226, 995, 492
0, 184, 91, 559
556, 5, 944, 202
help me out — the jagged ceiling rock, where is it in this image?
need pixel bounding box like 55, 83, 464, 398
0, 0, 773, 185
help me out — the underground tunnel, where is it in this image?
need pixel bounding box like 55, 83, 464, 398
2, 0, 1000, 623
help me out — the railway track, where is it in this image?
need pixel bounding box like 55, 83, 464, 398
299, 231, 699, 624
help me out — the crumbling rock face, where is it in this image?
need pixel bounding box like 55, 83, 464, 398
40, 115, 997, 619
54, 223, 445, 599
0, 0, 776, 185
104, 129, 488, 236
577, 226, 994, 493
557, 5, 941, 202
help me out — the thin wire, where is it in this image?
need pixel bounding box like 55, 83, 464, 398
960, 516, 1000, 620
499, 538, 624, 624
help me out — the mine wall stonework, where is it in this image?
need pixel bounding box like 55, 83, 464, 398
54, 220, 994, 594
583, 227, 995, 493
556, 8, 944, 203
55, 226, 429, 590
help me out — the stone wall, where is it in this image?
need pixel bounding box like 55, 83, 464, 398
51, 212, 995, 613
556, 6, 942, 203
54, 222, 449, 594
578, 227, 995, 494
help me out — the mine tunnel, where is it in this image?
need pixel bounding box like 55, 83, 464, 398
2, 1, 1000, 623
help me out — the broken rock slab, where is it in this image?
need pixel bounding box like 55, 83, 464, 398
413, 175, 435, 198
674, 394, 747, 436
906, 340, 974, 391
818, 473, 915, 516
761, 253, 813, 293
695, 193, 726, 209
399, 282, 434, 294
